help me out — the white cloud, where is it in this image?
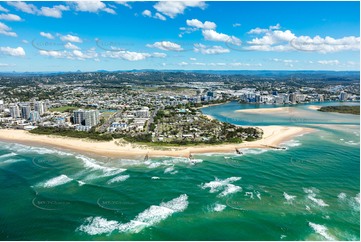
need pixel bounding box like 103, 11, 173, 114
247, 30, 295, 45
0, 5, 9, 12
194, 43, 230, 54
271, 58, 298, 63
40, 32, 54, 39
73, 1, 115, 14
290, 35, 360, 53
202, 29, 242, 46
60, 34, 82, 43
208, 62, 226, 66
7, 2, 69, 18
7, 1, 38, 14
142, 9, 152, 17
233, 23, 241, 27
146, 41, 183, 51
229, 62, 262, 67
115, 1, 132, 9
192, 62, 206, 66
0, 13, 22, 21
154, 12, 166, 21
246, 24, 360, 53
151, 52, 167, 58
0, 22, 17, 37
65, 42, 80, 50
22, 39, 28, 44
153, 1, 206, 18
186, 19, 216, 29
72, 49, 98, 60
39, 48, 98, 60
189, 57, 196, 61
40, 5, 69, 18
102, 50, 151, 61
0, 63, 14, 67
39, 50, 67, 58
142, 9, 166, 21
317, 60, 340, 65
0, 46, 25, 56
178, 61, 188, 66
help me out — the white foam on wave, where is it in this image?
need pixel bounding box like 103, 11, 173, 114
0, 158, 25, 165
107, 175, 130, 184
76, 155, 127, 180
118, 194, 188, 233
42, 174, 73, 188
201, 177, 241, 196
213, 203, 226, 212
218, 184, 242, 197
240, 148, 268, 155
281, 139, 301, 148
164, 166, 175, 174
355, 193, 360, 204
337, 192, 360, 212
308, 222, 335, 240
77, 194, 188, 235
307, 195, 329, 207
304, 188, 328, 207
145, 157, 203, 169
255, 191, 261, 200
0, 152, 17, 159
245, 192, 254, 199
1, 142, 72, 157
337, 192, 347, 199
151, 176, 160, 180
283, 192, 296, 203
78, 216, 120, 235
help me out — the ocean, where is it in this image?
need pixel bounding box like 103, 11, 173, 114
0, 101, 359, 240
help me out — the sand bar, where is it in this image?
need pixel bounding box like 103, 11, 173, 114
235, 107, 294, 114
307, 105, 321, 110
0, 126, 314, 159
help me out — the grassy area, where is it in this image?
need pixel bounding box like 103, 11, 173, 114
49, 106, 79, 113
30, 127, 113, 141
318, 105, 360, 115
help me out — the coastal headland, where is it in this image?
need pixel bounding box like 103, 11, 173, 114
0, 126, 313, 159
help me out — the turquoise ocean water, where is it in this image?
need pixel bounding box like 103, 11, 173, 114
0, 102, 359, 240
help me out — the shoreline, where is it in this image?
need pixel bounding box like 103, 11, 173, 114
197, 101, 231, 109
0, 126, 314, 159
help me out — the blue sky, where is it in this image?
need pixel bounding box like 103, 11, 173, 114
0, 1, 359, 72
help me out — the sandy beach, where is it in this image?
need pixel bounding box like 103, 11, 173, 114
307, 105, 321, 110
235, 107, 294, 114
0, 126, 314, 159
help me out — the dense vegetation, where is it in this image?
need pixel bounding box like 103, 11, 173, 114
30, 126, 113, 141
318, 106, 360, 115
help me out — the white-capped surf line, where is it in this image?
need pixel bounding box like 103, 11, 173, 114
281, 139, 301, 148
201, 177, 242, 197
0, 152, 17, 159
213, 203, 226, 212
0, 142, 72, 157
76, 155, 127, 181
164, 166, 177, 174
219, 184, 242, 197
39, 174, 73, 188
303, 188, 329, 207
106, 175, 130, 184
77, 194, 189, 235
283, 192, 296, 204
77, 216, 120, 236
144, 157, 203, 169
308, 222, 335, 240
